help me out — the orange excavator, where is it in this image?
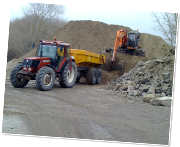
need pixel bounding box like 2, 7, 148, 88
110, 29, 144, 69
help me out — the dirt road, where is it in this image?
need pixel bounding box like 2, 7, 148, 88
2, 80, 171, 145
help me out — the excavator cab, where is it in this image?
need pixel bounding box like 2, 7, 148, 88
127, 31, 140, 49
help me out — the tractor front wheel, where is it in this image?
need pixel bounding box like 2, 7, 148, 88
10, 64, 29, 88
36, 67, 55, 91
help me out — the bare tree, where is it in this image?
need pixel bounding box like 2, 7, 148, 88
151, 12, 178, 47
22, 3, 65, 44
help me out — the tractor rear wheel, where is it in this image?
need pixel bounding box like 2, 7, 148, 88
96, 68, 102, 84
10, 64, 29, 88
133, 49, 142, 56
86, 68, 97, 85
60, 62, 77, 88
36, 67, 55, 91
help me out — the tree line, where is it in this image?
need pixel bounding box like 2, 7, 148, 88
8, 3, 68, 61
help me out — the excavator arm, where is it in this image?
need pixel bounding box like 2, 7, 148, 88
111, 29, 127, 68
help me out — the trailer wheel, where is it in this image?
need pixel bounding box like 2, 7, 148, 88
86, 68, 97, 85
133, 49, 142, 56
60, 62, 77, 88
96, 68, 102, 84
10, 64, 29, 88
36, 67, 55, 91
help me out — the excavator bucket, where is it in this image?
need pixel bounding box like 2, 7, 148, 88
117, 61, 124, 71
110, 61, 124, 71
110, 61, 116, 70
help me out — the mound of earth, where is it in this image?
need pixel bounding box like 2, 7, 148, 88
52, 20, 132, 54
140, 33, 171, 60
53, 20, 170, 59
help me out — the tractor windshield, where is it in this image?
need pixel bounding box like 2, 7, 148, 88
37, 45, 57, 59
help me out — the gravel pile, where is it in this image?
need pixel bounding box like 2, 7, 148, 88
104, 53, 175, 103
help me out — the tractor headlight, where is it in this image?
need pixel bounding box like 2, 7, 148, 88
28, 67, 33, 72
23, 67, 27, 70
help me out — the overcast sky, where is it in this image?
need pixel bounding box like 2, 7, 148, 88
8, 0, 179, 37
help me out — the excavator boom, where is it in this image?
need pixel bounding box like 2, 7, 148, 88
111, 29, 127, 69
111, 29, 127, 62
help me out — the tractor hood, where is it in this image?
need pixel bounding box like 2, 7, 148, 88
23, 57, 50, 68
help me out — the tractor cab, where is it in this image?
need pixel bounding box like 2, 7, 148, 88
127, 31, 140, 49
37, 40, 71, 69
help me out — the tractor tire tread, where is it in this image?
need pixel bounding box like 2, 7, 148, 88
10, 64, 29, 88
35, 67, 55, 91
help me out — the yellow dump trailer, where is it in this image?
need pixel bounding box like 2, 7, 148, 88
69, 49, 105, 85
70, 49, 105, 68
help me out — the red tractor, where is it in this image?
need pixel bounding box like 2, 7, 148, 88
10, 39, 77, 91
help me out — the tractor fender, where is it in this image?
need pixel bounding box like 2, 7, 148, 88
45, 64, 54, 70
59, 59, 76, 73
59, 61, 67, 73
